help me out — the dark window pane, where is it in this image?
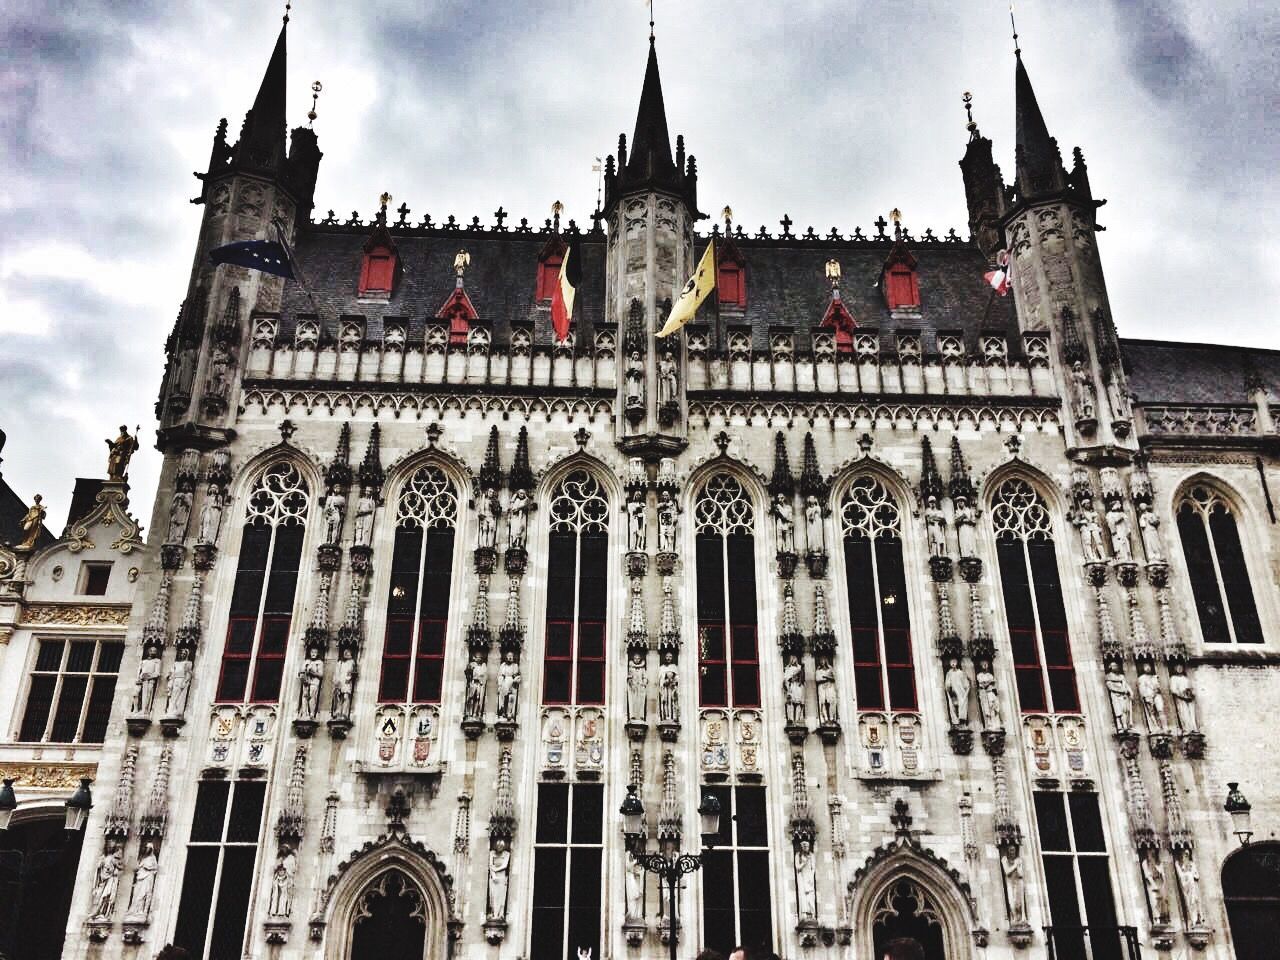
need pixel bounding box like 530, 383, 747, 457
737, 849, 774, 953
217, 658, 250, 703
700, 624, 726, 661
700, 662, 728, 707
1015, 666, 1047, 713
702, 849, 736, 955
735, 787, 769, 846
257, 617, 289, 654
571, 785, 604, 844
578, 621, 605, 659
1042, 853, 1082, 925
190, 781, 230, 842
229, 526, 270, 615
855, 665, 884, 711
97, 641, 125, 673
566, 847, 602, 957
876, 538, 910, 630
1035, 792, 1070, 851
1177, 508, 1231, 643
1009, 629, 1040, 668
1048, 669, 1080, 713
34, 640, 64, 672
696, 535, 726, 621
412, 658, 443, 703
576, 660, 605, 705
83, 562, 111, 595
227, 781, 265, 843
882, 628, 911, 665
417, 620, 446, 657
224, 618, 256, 655
1029, 540, 1068, 632
887, 666, 917, 711
578, 533, 609, 618
545, 621, 573, 659
384, 618, 414, 656
19, 675, 57, 741
250, 656, 285, 703
1068, 793, 1107, 852
726, 535, 757, 625
543, 659, 571, 704
530, 849, 566, 960
536, 784, 569, 844
1042, 629, 1072, 667
1210, 506, 1264, 644
379, 659, 409, 702
546, 535, 577, 619
173, 846, 219, 956
1079, 857, 1121, 960
49, 675, 88, 742
208, 846, 257, 960
82, 676, 118, 743
421, 530, 455, 617
705, 786, 732, 847
66, 641, 96, 673
731, 662, 760, 708
997, 541, 1036, 631
844, 539, 877, 628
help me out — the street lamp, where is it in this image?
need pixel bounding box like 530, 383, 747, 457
0, 779, 16, 832
619, 783, 722, 960
1225, 782, 1253, 846
64, 778, 92, 834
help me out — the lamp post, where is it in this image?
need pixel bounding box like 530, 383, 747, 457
0, 778, 16, 832
64, 777, 92, 834
1224, 782, 1253, 846
619, 784, 721, 960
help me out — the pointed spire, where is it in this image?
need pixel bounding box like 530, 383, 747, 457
468, 575, 491, 649
309, 568, 333, 634
780, 581, 802, 640
958, 90, 1006, 259
768, 432, 793, 497
657, 750, 682, 842
490, 746, 517, 839
1060, 306, 1086, 365
968, 582, 993, 659
1126, 589, 1155, 660
139, 744, 171, 839
1013, 50, 1068, 200
175, 570, 204, 648
142, 572, 174, 648
948, 437, 974, 502
328, 423, 352, 490
920, 437, 944, 503
479, 425, 502, 490
508, 426, 534, 492
937, 583, 959, 643
277, 744, 308, 841
658, 576, 679, 652
500, 574, 524, 651
798, 433, 828, 500
627, 579, 648, 650
1123, 755, 1158, 849
810, 583, 835, 655
105, 746, 139, 839
627, 38, 675, 183
1156, 588, 1185, 659
1159, 759, 1190, 845
789, 752, 816, 843
1096, 587, 1122, 661
358, 423, 384, 493
234, 21, 289, 173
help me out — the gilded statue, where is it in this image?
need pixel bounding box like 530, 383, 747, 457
106, 425, 140, 481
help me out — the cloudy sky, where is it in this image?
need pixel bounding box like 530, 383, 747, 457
1, 0, 1276, 529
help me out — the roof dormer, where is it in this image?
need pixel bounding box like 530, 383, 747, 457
437, 250, 479, 347
535, 234, 567, 303
880, 242, 920, 312
358, 213, 400, 299
716, 231, 747, 310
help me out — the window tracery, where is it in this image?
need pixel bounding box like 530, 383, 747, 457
694, 474, 754, 536
548, 471, 610, 534
245, 461, 310, 527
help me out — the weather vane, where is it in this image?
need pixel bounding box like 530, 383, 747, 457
283, 0, 291, 25
1010, 1, 1020, 56
552, 200, 564, 232
308, 80, 322, 127
722, 206, 733, 232
592, 158, 604, 214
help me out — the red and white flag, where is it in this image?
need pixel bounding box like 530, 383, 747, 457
984, 249, 1011, 296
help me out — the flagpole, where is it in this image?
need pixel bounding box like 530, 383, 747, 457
273, 218, 324, 320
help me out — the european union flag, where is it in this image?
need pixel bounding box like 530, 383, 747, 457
209, 239, 294, 279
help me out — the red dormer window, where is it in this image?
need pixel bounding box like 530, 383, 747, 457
437, 285, 480, 348
821, 298, 857, 354
359, 243, 398, 298
536, 236, 567, 302
881, 246, 919, 310
717, 238, 746, 308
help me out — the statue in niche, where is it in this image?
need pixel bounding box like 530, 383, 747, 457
487, 839, 511, 921
794, 839, 818, 921
506, 489, 529, 551
133, 645, 162, 714
1136, 661, 1167, 732
497, 651, 521, 720
90, 842, 125, 920
783, 656, 805, 724
1106, 377, 1131, 421
656, 490, 679, 553
166, 490, 193, 544
124, 842, 159, 922
804, 495, 825, 556
1137, 502, 1163, 563
172, 349, 196, 399
1105, 502, 1133, 562
165, 647, 193, 717
331, 647, 356, 720
625, 850, 645, 922
658, 650, 679, 723
1104, 661, 1133, 733
657, 348, 679, 406
1002, 847, 1027, 925
1174, 851, 1205, 927
268, 842, 297, 918
106, 425, 139, 481
1168, 662, 1197, 732
476, 488, 499, 551
627, 494, 647, 553
464, 654, 488, 719
954, 495, 977, 559
1070, 360, 1096, 420
625, 352, 645, 406
814, 655, 837, 724
924, 496, 948, 557
206, 344, 232, 398
976, 660, 1001, 729
944, 658, 970, 726
1074, 498, 1106, 563
1142, 851, 1171, 924
17, 495, 46, 550
198, 484, 224, 544
626, 651, 648, 723
772, 494, 796, 554
321, 487, 346, 545
208, 448, 231, 478
352, 489, 377, 548
298, 646, 324, 720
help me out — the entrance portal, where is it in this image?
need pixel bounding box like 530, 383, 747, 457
349, 870, 427, 960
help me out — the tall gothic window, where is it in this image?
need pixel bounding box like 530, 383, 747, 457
991, 478, 1079, 713
379, 465, 458, 702
840, 476, 915, 711
529, 783, 604, 960
694, 474, 759, 708
1034, 791, 1121, 960
1176, 484, 1263, 644
702, 785, 773, 954
173, 779, 266, 960
216, 462, 309, 702
543, 471, 610, 705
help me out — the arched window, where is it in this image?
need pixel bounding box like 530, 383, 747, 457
841, 476, 915, 711
217, 462, 309, 702
349, 870, 427, 959
694, 474, 759, 708
379, 466, 458, 703
1224, 843, 1280, 959
990, 478, 1078, 713
872, 879, 945, 959
543, 471, 610, 705
1176, 484, 1263, 644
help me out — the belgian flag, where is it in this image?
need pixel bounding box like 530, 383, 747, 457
550, 236, 581, 342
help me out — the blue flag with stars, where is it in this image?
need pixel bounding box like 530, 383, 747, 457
208, 238, 294, 278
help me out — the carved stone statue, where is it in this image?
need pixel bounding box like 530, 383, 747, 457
944, 658, 970, 726
794, 840, 817, 921
954, 496, 977, 559
207, 345, 232, 398
1142, 851, 1171, 924
167, 490, 193, 544
658, 650, 679, 723
331, 648, 355, 720
90, 843, 125, 920
1070, 360, 1096, 420
172, 349, 196, 398
165, 647, 193, 717
657, 349, 678, 406
1105, 661, 1133, 733
814, 656, 837, 724
321, 488, 346, 545
976, 660, 1001, 729
626, 652, 648, 723
1174, 851, 1205, 927
106, 425, 139, 481
465, 655, 488, 719
497, 651, 520, 721
804, 495, 825, 556
1136, 661, 1168, 733
1001, 848, 1027, 925
924, 496, 947, 557
1137, 502, 1164, 563
133, 645, 162, 714
506, 489, 529, 551
268, 843, 297, 918
656, 490, 679, 553
625, 851, 645, 922
625, 352, 645, 406
476, 488, 499, 551
783, 656, 805, 724
1106, 377, 1131, 421
1074, 500, 1106, 563
1168, 662, 1197, 733
1105, 503, 1133, 562
627, 495, 647, 553
352, 491, 377, 548
17, 494, 46, 550
198, 485, 224, 544
124, 842, 159, 922
298, 647, 324, 720
487, 839, 511, 921
773, 494, 796, 554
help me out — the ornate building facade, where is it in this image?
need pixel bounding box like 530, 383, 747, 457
40, 15, 1280, 960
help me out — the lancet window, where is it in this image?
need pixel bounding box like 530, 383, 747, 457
529, 782, 604, 959
1033, 791, 1120, 959
379, 465, 459, 703
543, 471, 610, 705
702, 785, 773, 954
216, 461, 309, 702
840, 476, 916, 711
991, 478, 1078, 713
1176, 484, 1263, 644
694, 474, 760, 708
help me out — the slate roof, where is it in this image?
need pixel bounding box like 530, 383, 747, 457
1122, 339, 1280, 406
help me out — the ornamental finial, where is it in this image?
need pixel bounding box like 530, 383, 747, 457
308, 80, 322, 127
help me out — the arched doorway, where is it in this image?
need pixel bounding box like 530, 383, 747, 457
0, 813, 85, 960
1224, 843, 1280, 960
851, 842, 977, 960
350, 870, 426, 959
872, 879, 946, 960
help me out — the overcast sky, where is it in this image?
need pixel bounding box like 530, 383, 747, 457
1, 0, 1276, 529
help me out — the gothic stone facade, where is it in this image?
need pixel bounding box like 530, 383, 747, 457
49, 21, 1280, 960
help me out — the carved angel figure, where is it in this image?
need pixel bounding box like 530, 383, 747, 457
794, 840, 818, 920
624, 851, 645, 922
804, 495, 825, 556
1002, 848, 1027, 925
658, 650, 679, 723
352, 491, 377, 548
626, 651, 647, 723
268, 843, 297, 918
627, 496, 647, 553
976, 660, 1001, 729
1106, 503, 1133, 562
954, 496, 977, 559
1175, 851, 1205, 927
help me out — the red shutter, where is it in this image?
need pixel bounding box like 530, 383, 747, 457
536, 255, 562, 302
718, 263, 744, 307
885, 266, 920, 309
359, 245, 397, 297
